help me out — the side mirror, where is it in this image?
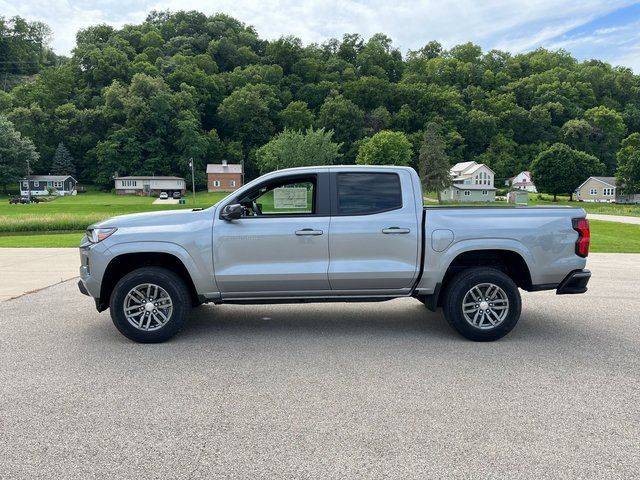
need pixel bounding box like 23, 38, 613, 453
221, 203, 243, 221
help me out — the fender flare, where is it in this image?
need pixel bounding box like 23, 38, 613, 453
104, 241, 209, 294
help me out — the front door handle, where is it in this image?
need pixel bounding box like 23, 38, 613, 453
382, 227, 411, 234
295, 228, 324, 236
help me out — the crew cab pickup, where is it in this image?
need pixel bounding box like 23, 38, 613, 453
78, 166, 591, 343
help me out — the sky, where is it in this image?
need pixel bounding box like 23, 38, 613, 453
3, 0, 640, 71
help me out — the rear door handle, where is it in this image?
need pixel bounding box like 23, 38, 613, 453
295, 228, 324, 236
382, 227, 411, 234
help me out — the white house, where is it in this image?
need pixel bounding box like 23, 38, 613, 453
114, 176, 186, 196
19, 175, 77, 196
507, 171, 537, 193
440, 161, 496, 202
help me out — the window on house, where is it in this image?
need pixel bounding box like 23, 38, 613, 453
230, 180, 236, 187
464, 190, 471, 196
54, 181, 63, 188
22, 181, 28, 188
482, 190, 488, 195
213, 180, 221, 187
589, 188, 598, 195
34, 181, 39, 187
603, 188, 614, 196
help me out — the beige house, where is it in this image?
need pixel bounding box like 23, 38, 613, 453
440, 161, 496, 202
575, 176, 640, 204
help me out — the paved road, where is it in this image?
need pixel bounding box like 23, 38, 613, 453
587, 213, 640, 224
1, 254, 638, 479
0, 248, 79, 301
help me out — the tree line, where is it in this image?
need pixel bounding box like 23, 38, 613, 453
0, 10, 639, 197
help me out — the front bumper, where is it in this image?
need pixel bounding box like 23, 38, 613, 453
78, 279, 89, 296
556, 269, 591, 294
78, 241, 111, 311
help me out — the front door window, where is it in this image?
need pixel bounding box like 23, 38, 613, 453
238, 177, 315, 216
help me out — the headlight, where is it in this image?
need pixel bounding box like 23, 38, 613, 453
87, 227, 117, 243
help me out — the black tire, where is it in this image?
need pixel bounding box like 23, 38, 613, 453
442, 267, 521, 342
109, 267, 192, 343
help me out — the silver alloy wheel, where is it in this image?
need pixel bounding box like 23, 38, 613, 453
462, 283, 509, 330
123, 283, 173, 331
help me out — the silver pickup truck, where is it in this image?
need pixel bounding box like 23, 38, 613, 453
78, 166, 591, 343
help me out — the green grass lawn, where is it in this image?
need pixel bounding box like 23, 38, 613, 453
588, 220, 640, 253
527, 193, 640, 216
1, 187, 638, 250
0, 190, 229, 232
2, 218, 638, 253
0, 231, 85, 248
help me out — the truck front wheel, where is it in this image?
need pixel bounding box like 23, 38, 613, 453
442, 267, 521, 341
109, 267, 192, 343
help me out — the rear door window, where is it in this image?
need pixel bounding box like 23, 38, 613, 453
336, 173, 402, 215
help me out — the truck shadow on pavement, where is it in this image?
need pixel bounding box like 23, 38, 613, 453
181, 301, 456, 340
81, 298, 577, 346
149, 300, 574, 346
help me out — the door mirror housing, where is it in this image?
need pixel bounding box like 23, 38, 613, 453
221, 203, 243, 221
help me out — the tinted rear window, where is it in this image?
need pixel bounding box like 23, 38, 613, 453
336, 173, 402, 215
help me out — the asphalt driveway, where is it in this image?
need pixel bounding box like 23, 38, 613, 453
0, 253, 638, 479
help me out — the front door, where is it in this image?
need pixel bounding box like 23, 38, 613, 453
213, 173, 331, 297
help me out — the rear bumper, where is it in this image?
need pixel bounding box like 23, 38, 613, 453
556, 269, 591, 294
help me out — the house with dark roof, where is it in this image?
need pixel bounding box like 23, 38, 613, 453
440, 161, 496, 202
19, 175, 77, 196
207, 161, 243, 192
575, 176, 640, 204
114, 176, 186, 196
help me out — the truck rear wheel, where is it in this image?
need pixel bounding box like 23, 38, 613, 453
109, 267, 191, 343
442, 267, 521, 341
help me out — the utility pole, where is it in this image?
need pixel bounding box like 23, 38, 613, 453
189, 158, 196, 204
26, 157, 31, 202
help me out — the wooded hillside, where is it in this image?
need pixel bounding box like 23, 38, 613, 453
1, 10, 639, 189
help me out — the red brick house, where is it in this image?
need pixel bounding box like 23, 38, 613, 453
207, 161, 243, 192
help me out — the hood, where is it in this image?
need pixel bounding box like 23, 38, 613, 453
91, 208, 213, 229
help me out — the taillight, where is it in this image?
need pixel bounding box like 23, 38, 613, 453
572, 218, 590, 257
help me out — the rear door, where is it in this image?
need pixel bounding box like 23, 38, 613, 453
328, 170, 421, 293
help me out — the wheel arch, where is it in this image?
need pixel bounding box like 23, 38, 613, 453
426, 247, 533, 310
99, 252, 199, 311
